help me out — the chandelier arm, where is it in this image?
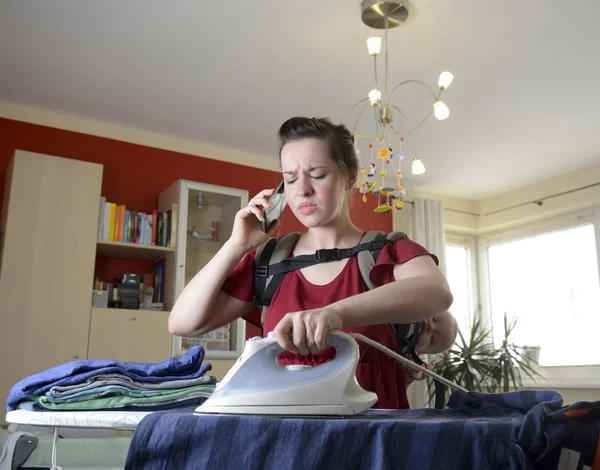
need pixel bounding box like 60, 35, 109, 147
390, 105, 415, 133
394, 107, 435, 136
351, 100, 372, 135
384, 15, 391, 110
373, 55, 379, 93
391, 80, 441, 102
385, 81, 443, 135
354, 134, 405, 141
351, 97, 370, 111
373, 106, 382, 141
391, 105, 418, 156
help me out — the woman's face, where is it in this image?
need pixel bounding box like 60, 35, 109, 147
280, 138, 350, 228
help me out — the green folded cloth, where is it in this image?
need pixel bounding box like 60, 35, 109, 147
29, 384, 216, 411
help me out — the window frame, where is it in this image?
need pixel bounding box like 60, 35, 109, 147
476, 206, 600, 388
445, 232, 479, 334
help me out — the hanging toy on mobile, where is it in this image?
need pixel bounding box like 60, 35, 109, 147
354, 135, 408, 213
384, 136, 406, 212
355, 141, 378, 203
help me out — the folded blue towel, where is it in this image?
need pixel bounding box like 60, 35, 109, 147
7, 347, 211, 411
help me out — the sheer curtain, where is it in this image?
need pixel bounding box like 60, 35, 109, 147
400, 197, 447, 408
412, 197, 447, 275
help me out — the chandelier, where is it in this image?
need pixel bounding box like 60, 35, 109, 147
351, 0, 454, 213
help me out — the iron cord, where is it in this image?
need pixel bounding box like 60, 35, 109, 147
350, 333, 468, 394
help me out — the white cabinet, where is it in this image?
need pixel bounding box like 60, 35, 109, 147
159, 180, 248, 359
0, 151, 103, 413
88, 308, 172, 363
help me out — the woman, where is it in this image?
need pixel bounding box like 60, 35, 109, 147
169, 117, 453, 409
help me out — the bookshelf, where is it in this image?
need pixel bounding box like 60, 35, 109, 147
94, 196, 177, 316
96, 240, 176, 261
93, 179, 248, 361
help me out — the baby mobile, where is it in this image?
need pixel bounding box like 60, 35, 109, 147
354, 134, 407, 214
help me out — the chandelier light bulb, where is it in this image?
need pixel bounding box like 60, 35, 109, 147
438, 71, 454, 90
367, 37, 382, 56
368, 89, 382, 105
433, 101, 450, 120
412, 157, 426, 175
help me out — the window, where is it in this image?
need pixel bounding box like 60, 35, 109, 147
485, 222, 600, 367
445, 237, 476, 335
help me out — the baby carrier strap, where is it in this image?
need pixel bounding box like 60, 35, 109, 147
356, 231, 408, 290
253, 230, 406, 326
254, 232, 302, 327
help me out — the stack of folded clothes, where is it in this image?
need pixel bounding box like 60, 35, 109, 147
7, 347, 216, 412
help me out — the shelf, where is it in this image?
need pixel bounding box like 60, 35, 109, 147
96, 240, 176, 260
91, 307, 170, 316
188, 237, 227, 244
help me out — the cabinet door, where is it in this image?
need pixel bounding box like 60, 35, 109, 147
88, 308, 172, 363
0, 151, 102, 411
159, 180, 248, 360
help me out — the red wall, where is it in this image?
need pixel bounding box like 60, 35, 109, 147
0, 117, 392, 338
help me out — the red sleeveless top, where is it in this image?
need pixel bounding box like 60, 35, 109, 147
221, 237, 437, 410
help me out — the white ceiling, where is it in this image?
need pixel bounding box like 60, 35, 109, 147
1, 1, 599, 200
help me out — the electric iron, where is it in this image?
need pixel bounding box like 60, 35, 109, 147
195, 330, 378, 416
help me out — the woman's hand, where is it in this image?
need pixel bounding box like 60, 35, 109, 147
403, 363, 434, 384
273, 307, 344, 355
228, 188, 280, 252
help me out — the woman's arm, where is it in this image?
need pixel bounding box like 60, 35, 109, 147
168, 240, 255, 337
273, 255, 453, 353
331, 255, 453, 327
169, 187, 279, 338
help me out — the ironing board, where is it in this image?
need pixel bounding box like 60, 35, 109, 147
3, 410, 150, 469
6, 409, 150, 430
123, 390, 600, 470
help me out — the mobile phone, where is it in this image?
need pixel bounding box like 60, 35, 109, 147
261, 180, 287, 233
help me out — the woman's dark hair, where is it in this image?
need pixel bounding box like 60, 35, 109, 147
277, 117, 359, 176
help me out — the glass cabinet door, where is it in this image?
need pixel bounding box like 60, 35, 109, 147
176, 181, 248, 358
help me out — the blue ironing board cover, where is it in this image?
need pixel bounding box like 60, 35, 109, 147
124, 390, 600, 470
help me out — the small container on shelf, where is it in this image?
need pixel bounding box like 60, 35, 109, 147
212, 325, 230, 340
183, 337, 207, 350
91, 290, 109, 308
206, 340, 230, 352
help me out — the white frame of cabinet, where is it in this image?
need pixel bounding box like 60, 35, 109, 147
162, 179, 248, 360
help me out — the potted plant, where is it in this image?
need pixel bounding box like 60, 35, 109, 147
487, 313, 542, 393
427, 312, 542, 403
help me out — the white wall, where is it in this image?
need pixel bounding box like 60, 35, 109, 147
476, 162, 600, 233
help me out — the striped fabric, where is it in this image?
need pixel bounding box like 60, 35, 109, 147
125, 390, 600, 470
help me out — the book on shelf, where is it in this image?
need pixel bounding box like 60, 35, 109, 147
97, 196, 177, 248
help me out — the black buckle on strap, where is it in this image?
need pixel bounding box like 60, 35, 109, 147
315, 247, 354, 262
315, 248, 337, 262
256, 265, 269, 277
